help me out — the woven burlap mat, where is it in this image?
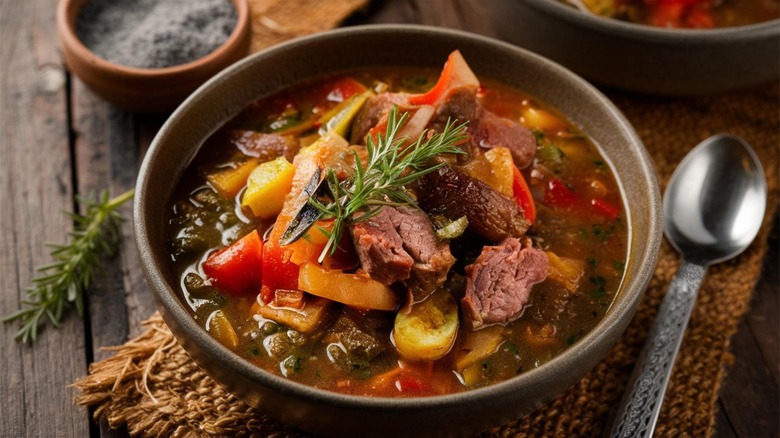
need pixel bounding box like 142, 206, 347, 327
72, 1, 780, 436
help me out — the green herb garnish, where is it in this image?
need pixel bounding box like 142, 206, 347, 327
4, 189, 134, 343
308, 107, 468, 263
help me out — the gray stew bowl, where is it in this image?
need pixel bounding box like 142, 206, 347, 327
485, 0, 780, 95
135, 25, 662, 437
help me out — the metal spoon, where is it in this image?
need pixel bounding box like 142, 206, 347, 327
610, 134, 767, 438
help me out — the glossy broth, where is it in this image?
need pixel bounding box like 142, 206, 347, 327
166, 68, 627, 396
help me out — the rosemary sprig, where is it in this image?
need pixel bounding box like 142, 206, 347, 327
4, 189, 134, 344
309, 107, 468, 263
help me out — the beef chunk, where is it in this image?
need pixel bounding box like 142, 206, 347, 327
350, 206, 455, 301
230, 130, 298, 162
393, 206, 456, 301
350, 93, 410, 144
327, 314, 386, 364
471, 107, 537, 169
416, 166, 530, 242
429, 86, 479, 131
425, 86, 536, 169
462, 237, 548, 328
351, 207, 414, 285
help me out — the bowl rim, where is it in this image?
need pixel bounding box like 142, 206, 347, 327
136, 24, 662, 412
56, 0, 250, 76
524, 0, 780, 41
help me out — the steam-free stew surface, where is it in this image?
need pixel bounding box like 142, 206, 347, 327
166, 66, 627, 396
566, 0, 779, 28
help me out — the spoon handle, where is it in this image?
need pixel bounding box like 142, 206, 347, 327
610, 261, 706, 438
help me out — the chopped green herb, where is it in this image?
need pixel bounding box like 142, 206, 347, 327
614, 261, 625, 271
590, 275, 607, 299
435, 215, 469, 240
566, 330, 584, 346
587, 257, 597, 267
283, 355, 302, 373
401, 75, 433, 93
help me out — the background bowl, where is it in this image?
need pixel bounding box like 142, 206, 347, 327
135, 25, 662, 437
483, 0, 780, 95
56, 0, 250, 113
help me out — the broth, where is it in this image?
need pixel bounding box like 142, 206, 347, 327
165, 54, 627, 396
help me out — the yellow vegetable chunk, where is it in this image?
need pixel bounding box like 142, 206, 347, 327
521, 107, 566, 132
393, 288, 459, 362
241, 156, 296, 219
206, 310, 239, 350
546, 251, 585, 294
298, 262, 398, 311
207, 159, 258, 198
453, 325, 504, 370
484, 147, 514, 197
318, 90, 373, 138
461, 362, 484, 387
251, 295, 333, 334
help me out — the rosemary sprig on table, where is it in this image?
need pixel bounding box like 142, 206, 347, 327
4, 189, 134, 344
308, 107, 468, 263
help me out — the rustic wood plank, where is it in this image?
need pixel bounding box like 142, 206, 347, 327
745, 215, 779, 385
0, 0, 89, 436
69, 79, 158, 438
714, 400, 739, 438
128, 115, 165, 337
71, 79, 134, 361
716, 214, 780, 438
717, 300, 780, 437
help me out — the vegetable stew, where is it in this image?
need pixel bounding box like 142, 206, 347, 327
565, 0, 779, 28
166, 52, 627, 397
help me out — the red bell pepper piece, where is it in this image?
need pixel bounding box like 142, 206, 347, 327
396, 374, 433, 395
545, 178, 579, 207
684, 7, 714, 28
512, 165, 537, 224
321, 77, 367, 104
591, 198, 620, 221
408, 50, 480, 106
545, 177, 621, 221
649, 2, 685, 27
260, 242, 300, 304
202, 230, 263, 296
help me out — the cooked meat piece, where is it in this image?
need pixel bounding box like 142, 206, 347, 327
350, 207, 414, 285
429, 86, 479, 131
471, 107, 537, 169
327, 313, 386, 363
230, 130, 298, 162
427, 86, 536, 169
393, 206, 456, 302
350, 206, 455, 301
350, 93, 410, 144
462, 237, 548, 328
416, 166, 530, 242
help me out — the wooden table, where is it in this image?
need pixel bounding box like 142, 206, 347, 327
1, 0, 777, 436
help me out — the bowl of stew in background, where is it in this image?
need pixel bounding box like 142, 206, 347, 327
481, 0, 779, 95
135, 25, 662, 437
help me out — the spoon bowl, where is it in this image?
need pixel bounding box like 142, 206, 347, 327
664, 134, 767, 265
611, 134, 767, 438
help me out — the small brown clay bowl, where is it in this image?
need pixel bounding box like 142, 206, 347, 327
56, 0, 250, 113
135, 25, 662, 437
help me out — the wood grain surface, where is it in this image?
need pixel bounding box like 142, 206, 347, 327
0, 0, 776, 437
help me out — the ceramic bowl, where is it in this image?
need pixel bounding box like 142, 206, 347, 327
135, 25, 662, 437
484, 0, 780, 95
56, 0, 250, 113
